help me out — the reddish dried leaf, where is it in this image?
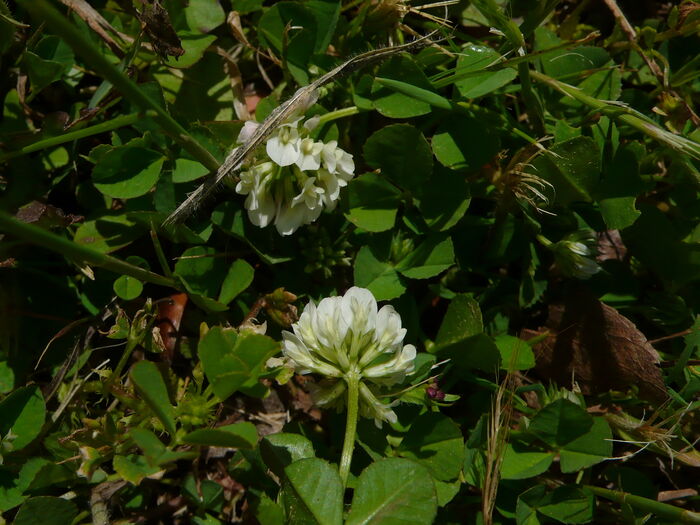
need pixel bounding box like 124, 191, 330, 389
157, 292, 188, 361
522, 288, 667, 402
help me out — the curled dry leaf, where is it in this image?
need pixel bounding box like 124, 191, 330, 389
522, 288, 667, 402
16, 201, 83, 228
133, 0, 185, 61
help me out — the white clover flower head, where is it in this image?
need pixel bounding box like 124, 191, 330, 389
234, 112, 356, 236
552, 230, 601, 279
281, 287, 416, 426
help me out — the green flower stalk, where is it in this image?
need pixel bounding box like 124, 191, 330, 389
279, 287, 416, 485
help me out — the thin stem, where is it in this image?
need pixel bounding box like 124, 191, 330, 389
316, 106, 361, 126
150, 228, 173, 278
0, 211, 179, 289
518, 62, 546, 136
535, 234, 553, 248
0, 112, 144, 163
17, 0, 220, 173
339, 374, 360, 488
586, 485, 700, 524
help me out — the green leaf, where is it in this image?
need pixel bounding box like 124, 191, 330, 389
185, 0, 226, 33
345, 173, 401, 232
231, 0, 264, 14
528, 400, 593, 448
73, 214, 145, 254
130, 427, 196, 465
354, 245, 405, 301
396, 235, 454, 279
113, 275, 143, 300
113, 454, 162, 485
23, 52, 65, 94
0, 385, 45, 452
535, 27, 610, 79
0, 458, 50, 512
346, 458, 438, 525
435, 294, 483, 350
0, 361, 14, 394
559, 417, 612, 473
92, 146, 164, 199
495, 335, 536, 371
172, 158, 210, 183
306, 0, 340, 52
577, 68, 621, 101
517, 485, 595, 525
397, 412, 465, 481
13, 496, 78, 525
260, 433, 315, 479
533, 137, 601, 204
184, 475, 224, 511
23, 35, 74, 94
257, 2, 318, 84
538, 487, 594, 524
597, 144, 644, 230
282, 458, 343, 525
218, 259, 254, 304
363, 124, 433, 193
454, 43, 517, 98
174, 246, 227, 299
253, 493, 286, 525
130, 361, 177, 436
165, 33, 217, 69
431, 116, 501, 171
198, 327, 279, 400
183, 422, 258, 449
415, 166, 471, 231
371, 55, 435, 117
501, 444, 555, 480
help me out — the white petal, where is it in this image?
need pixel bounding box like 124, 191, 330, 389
267, 136, 300, 167
237, 121, 260, 144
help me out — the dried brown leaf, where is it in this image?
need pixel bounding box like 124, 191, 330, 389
130, 0, 184, 61
522, 288, 667, 402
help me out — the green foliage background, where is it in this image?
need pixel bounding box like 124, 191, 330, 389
1, 0, 699, 523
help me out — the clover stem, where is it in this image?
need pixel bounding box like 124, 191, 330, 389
339, 373, 360, 488
316, 106, 360, 126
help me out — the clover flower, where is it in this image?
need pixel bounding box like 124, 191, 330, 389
280, 287, 416, 426
235, 115, 355, 236
551, 230, 601, 279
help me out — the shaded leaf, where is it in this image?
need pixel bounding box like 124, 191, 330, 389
13, 496, 78, 525
130, 361, 177, 436
363, 124, 433, 193
0, 385, 45, 452
397, 412, 465, 481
